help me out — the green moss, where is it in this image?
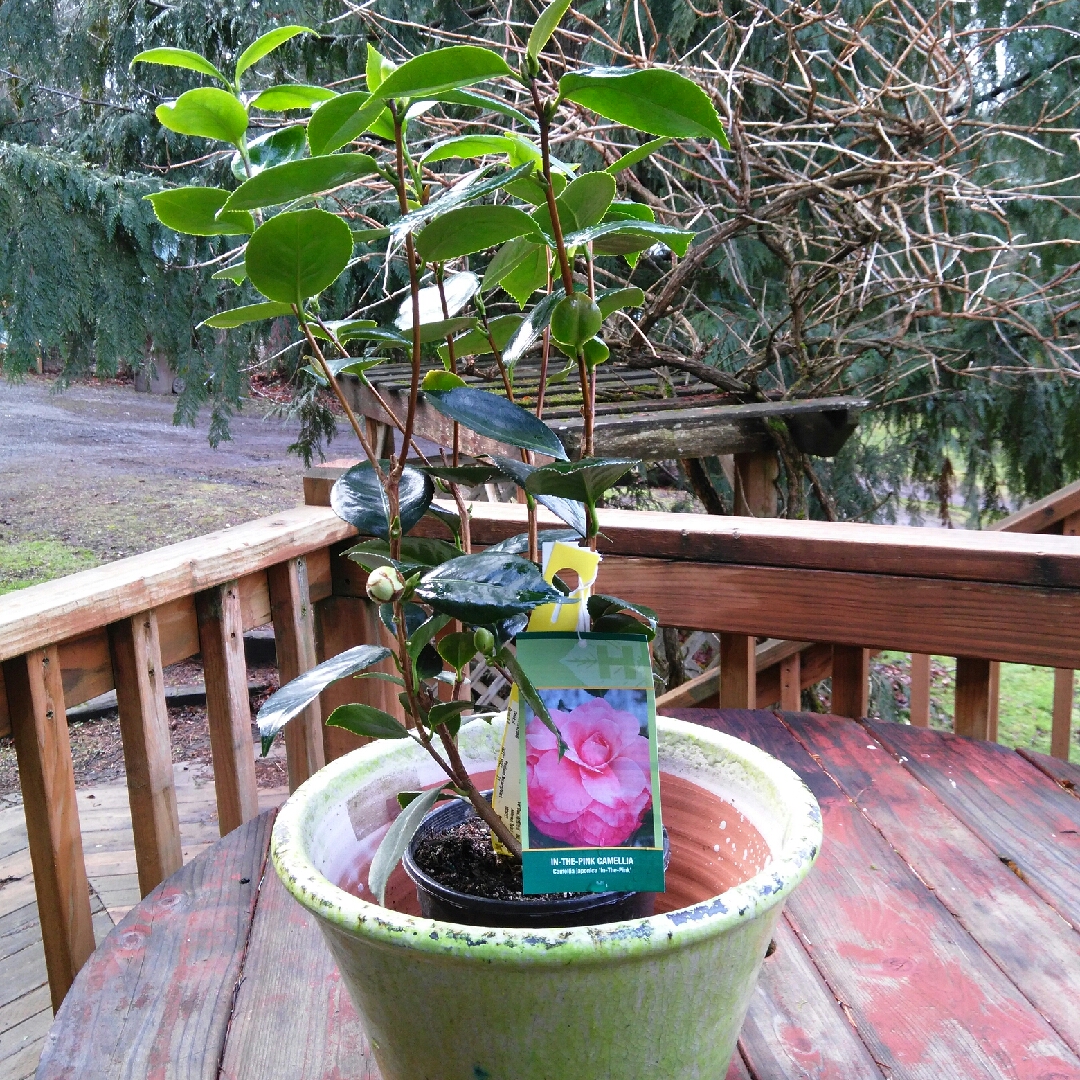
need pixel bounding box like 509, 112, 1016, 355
0, 538, 98, 594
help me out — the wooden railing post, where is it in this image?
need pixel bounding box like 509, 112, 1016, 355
719, 633, 756, 708
3, 648, 95, 1010
954, 657, 993, 741
780, 650, 801, 711
832, 645, 869, 718
269, 557, 326, 790
196, 582, 259, 834
107, 610, 183, 896
909, 653, 931, 727
1052, 668, 1075, 761
733, 451, 778, 517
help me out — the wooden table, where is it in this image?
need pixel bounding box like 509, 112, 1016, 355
37, 710, 1080, 1080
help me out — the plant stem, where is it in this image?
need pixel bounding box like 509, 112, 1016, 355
435, 264, 462, 468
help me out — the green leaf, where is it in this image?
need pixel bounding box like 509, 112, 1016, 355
421, 134, 516, 164
331, 461, 434, 539
525, 458, 639, 504
422, 371, 467, 393
349, 536, 461, 570
432, 89, 537, 130
155, 87, 249, 147
413, 318, 479, 344
369, 785, 446, 905
245, 208, 353, 305
131, 48, 227, 85
232, 125, 307, 180
603, 200, 655, 223
559, 68, 729, 145
307, 91, 385, 156
436, 632, 480, 674
224, 154, 379, 210
424, 386, 568, 460
606, 136, 669, 174
596, 286, 645, 318
502, 287, 568, 366
504, 170, 566, 206
415, 646, 444, 681
564, 220, 694, 257
235, 26, 316, 81
379, 602, 429, 639
438, 314, 522, 362
587, 594, 658, 640
308, 319, 376, 342
489, 455, 586, 535
212, 261, 247, 283
313, 324, 407, 349
497, 646, 564, 752
257, 644, 392, 752
407, 614, 451, 661
201, 302, 293, 328
483, 237, 541, 293
325, 703, 410, 739
398, 272, 480, 328
390, 164, 534, 242
367, 43, 396, 92
484, 528, 581, 554
416, 554, 562, 623
376, 46, 512, 101
427, 700, 475, 736
556, 172, 616, 232
421, 463, 502, 485
250, 84, 337, 111
528, 0, 574, 60
416, 205, 538, 263
144, 187, 254, 236
303, 354, 385, 387
500, 244, 550, 308
330, 460, 432, 540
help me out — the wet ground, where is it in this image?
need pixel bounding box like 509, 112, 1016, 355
0, 375, 313, 582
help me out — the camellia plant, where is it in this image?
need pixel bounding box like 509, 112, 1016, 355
134, 3, 727, 897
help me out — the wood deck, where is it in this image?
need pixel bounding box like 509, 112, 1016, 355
31, 711, 1080, 1080
0, 766, 287, 1080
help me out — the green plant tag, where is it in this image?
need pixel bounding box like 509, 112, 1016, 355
509, 632, 665, 896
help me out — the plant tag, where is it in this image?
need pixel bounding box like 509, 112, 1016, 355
516, 632, 665, 895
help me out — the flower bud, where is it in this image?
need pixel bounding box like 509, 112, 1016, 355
473, 627, 496, 657
366, 565, 406, 603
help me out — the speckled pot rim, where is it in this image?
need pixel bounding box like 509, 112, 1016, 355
271, 715, 821, 966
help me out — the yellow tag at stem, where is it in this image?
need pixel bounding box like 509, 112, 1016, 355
527, 541, 603, 633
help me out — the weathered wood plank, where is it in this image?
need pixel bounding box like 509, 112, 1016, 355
1051, 668, 1075, 761
269, 558, 325, 791
909, 653, 931, 727
1016, 746, 1080, 795
954, 656, 993, 741
869, 721, 1080, 929
593, 557, 1080, 668
218, 860, 380, 1080
107, 611, 183, 897
830, 646, 868, 718
994, 477, 1080, 534
733, 451, 779, 517
778, 652, 801, 712
783, 710, 1080, 1056
720, 634, 756, 709
2, 649, 94, 1011
738, 916, 885, 1079
0, 506, 354, 665
197, 582, 260, 835
0, 667, 8, 738
681, 709, 1080, 1078
36, 812, 274, 1080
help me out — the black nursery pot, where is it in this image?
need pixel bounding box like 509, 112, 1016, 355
402, 795, 671, 929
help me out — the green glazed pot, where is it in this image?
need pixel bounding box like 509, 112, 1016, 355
272, 716, 821, 1080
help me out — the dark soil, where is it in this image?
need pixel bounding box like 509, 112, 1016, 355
412, 817, 570, 902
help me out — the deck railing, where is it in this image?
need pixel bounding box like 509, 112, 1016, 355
2, 487, 1079, 1010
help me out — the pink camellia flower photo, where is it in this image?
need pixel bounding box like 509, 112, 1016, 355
526, 695, 652, 848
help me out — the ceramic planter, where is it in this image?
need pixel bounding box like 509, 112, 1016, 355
272, 715, 821, 1080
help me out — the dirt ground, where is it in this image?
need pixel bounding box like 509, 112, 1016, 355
0, 374, 318, 796
0, 373, 312, 574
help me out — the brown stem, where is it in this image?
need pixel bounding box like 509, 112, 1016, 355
531, 83, 575, 297
448, 481, 472, 554
435, 266, 462, 468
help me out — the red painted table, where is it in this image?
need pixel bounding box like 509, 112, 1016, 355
37, 710, 1080, 1080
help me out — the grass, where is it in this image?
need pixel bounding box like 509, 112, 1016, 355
0, 538, 98, 594
872, 652, 1078, 763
